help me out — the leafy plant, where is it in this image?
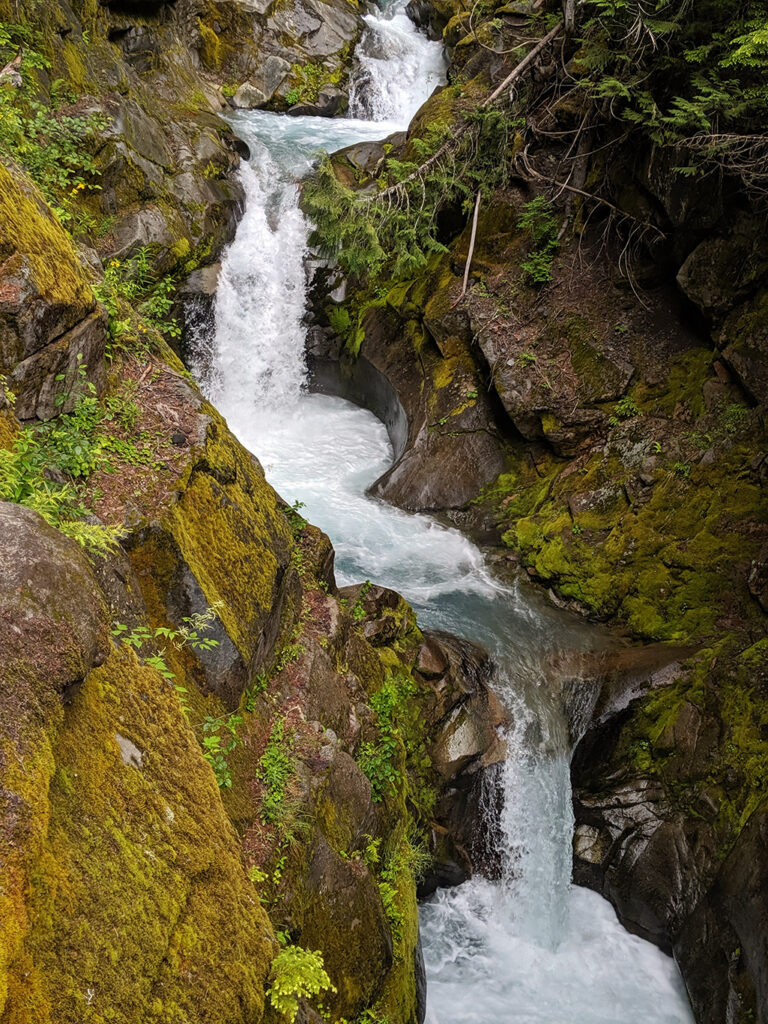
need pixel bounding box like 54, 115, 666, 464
259, 717, 295, 824
201, 711, 243, 788
267, 944, 335, 1023
608, 395, 641, 426
94, 247, 181, 357
285, 499, 307, 535
517, 197, 560, 284
0, 24, 107, 226
357, 673, 415, 801
303, 107, 524, 284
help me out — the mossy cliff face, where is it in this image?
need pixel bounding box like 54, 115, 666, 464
0, 502, 274, 1024
0, 164, 106, 420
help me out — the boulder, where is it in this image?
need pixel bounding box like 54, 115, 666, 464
289, 85, 347, 117
0, 502, 109, 693
676, 214, 768, 318
232, 82, 270, 108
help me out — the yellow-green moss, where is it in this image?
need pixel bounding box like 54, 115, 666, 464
0, 409, 18, 450
10, 648, 274, 1024
198, 20, 224, 69
612, 638, 768, 849
0, 164, 93, 313
166, 407, 294, 659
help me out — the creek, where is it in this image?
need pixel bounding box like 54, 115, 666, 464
193, 2, 695, 1020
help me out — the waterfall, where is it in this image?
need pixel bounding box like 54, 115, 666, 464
193, 5, 696, 1022
349, 1, 447, 120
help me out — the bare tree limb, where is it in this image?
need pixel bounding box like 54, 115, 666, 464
453, 189, 482, 307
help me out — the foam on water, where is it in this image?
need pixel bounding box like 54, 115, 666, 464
196, 3, 696, 1020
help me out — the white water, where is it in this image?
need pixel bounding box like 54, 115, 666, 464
196, 2, 695, 1021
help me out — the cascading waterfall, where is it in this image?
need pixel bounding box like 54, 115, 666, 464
195, 3, 696, 1020
349, 1, 447, 120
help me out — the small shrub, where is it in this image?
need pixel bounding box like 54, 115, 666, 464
267, 945, 335, 1023
608, 395, 641, 426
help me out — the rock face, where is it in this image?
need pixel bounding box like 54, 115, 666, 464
0, 166, 106, 420
572, 641, 768, 1022
0, 503, 275, 1024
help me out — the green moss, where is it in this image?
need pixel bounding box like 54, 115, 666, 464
611, 639, 768, 851
0, 164, 93, 315
198, 20, 224, 69
3, 648, 275, 1023
165, 407, 293, 659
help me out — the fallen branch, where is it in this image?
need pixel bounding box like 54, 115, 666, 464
452, 189, 482, 307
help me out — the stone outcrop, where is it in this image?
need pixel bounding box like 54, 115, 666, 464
571, 641, 768, 1023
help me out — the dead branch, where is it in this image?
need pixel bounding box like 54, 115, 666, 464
453, 189, 482, 307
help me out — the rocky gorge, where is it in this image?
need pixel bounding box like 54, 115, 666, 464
0, 0, 766, 1022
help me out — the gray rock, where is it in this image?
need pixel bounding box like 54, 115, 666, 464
232, 82, 269, 108
11, 309, 107, 420
288, 85, 346, 117
0, 502, 109, 692
115, 733, 144, 769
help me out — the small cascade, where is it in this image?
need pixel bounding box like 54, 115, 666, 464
349, 0, 447, 121
495, 688, 574, 950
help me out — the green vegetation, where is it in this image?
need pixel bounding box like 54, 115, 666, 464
608, 395, 641, 426
0, 365, 148, 553
0, 23, 107, 229
357, 672, 416, 801
94, 247, 181, 358
285, 499, 307, 535
517, 196, 560, 284
304, 108, 523, 282
578, 0, 768, 158
267, 943, 335, 1022
284, 58, 346, 106
259, 717, 296, 825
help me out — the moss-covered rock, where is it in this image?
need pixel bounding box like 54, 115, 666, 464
0, 503, 274, 1023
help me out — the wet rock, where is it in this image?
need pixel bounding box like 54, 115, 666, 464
431, 687, 506, 778
289, 85, 347, 117
267, 0, 361, 60
416, 635, 450, 679
572, 644, 768, 1021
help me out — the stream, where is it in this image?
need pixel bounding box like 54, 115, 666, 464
193, 2, 696, 1020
